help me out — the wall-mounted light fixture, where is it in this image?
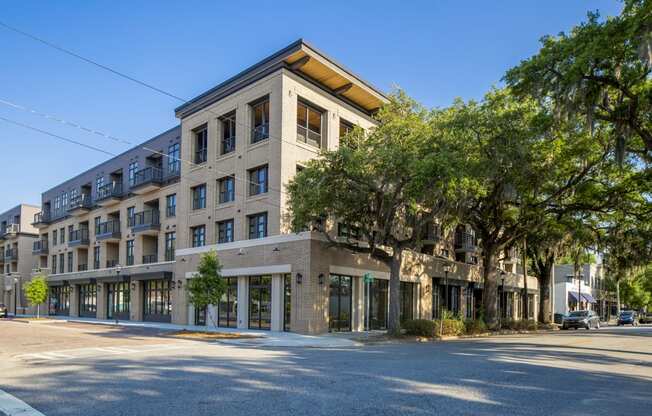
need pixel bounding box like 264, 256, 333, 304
131, 282, 136, 291
296, 273, 302, 285
272, 246, 280, 252
318, 273, 325, 285
177, 280, 183, 288
170, 281, 176, 289
97, 284, 102, 292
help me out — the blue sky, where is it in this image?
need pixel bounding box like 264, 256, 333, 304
0, 0, 623, 213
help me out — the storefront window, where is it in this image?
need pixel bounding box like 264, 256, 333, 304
249, 276, 271, 330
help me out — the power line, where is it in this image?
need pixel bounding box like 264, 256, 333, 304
0, 115, 116, 156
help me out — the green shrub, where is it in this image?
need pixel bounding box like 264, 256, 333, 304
500, 319, 538, 331
434, 318, 466, 337
403, 319, 436, 337
464, 318, 488, 335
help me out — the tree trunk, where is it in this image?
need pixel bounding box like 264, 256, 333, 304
37, 304, 40, 319
387, 247, 403, 336
482, 246, 498, 327
537, 258, 553, 323
522, 239, 528, 321
616, 279, 621, 315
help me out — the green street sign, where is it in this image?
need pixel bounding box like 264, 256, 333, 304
363, 272, 374, 283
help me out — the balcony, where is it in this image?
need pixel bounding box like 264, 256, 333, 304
503, 247, 519, 265
422, 223, 442, 243
78, 264, 88, 272
95, 183, 123, 207
143, 254, 158, 264
69, 229, 90, 247
32, 212, 52, 228
2, 224, 20, 239
106, 260, 118, 268
130, 167, 163, 195
67, 194, 93, 216
454, 231, 478, 253
32, 240, 49, 255
96, 220, 121, 241
5, 248, 18, 262
0, 251, 4, 263
129, 209, 160, 235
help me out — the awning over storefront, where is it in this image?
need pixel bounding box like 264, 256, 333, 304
568, 291, 580, 302
581, 293, 597, 303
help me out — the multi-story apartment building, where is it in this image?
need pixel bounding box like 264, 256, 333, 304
553, 263, 613, 320
1, 204, 41, 315
32, 40, 538, 333
33, 127, 181, 319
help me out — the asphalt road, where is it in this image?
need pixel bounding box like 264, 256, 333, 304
1, 320, 651, 416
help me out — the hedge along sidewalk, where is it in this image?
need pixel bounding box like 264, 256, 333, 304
415, 327, 561, 342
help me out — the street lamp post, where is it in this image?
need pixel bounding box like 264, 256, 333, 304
500, 271, 506, 330
440, 264, 451, 337
577, 273, 584, 311
114, 265, 122, 324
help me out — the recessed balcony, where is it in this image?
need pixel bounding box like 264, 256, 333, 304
129, 209, 160, 235
32, 240, 49, 255
96, 220, 121, 241
32, 212, 52, 228
142, 254, 158, 264
454, 231, 478, 253
2, 224, 20, 239
67, 195, 93, 216
95, 183, 123, 207
130, 167, 163, 195
4, 248, 18, 262
69, 229, 90, 247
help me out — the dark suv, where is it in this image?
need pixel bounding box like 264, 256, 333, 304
617, 311, 639, 326
562, 310, 600, 330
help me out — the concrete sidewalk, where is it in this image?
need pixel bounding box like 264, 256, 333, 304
32, 315, 361, 348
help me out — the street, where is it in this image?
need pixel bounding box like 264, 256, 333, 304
1, 321, 651, 416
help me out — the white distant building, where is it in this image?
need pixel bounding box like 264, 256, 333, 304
553, 264, 613, 320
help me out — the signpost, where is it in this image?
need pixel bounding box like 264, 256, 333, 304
363, 273, 374, 330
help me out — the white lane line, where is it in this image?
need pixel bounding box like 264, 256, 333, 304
0, 388, 46, 416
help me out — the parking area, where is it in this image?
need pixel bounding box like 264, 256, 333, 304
1, 320, 651, 416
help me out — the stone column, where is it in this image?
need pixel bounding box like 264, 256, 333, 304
69, 285, 80, 317
96, 282, 107, 320
131, 280, 143, 321
237, 276, 248, 329
350, 276, 364, 332
271, 274, 284, 331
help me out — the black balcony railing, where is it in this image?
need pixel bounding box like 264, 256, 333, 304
32, 240, 49, 254
252, 123, 269, 143
96, 219, 121, 239
68, 194, 93, 212
222, 136, 236, 154
106, 259, 118, 268
131, 167, 163, 189
33, 211, 52, 225
78, 264, 88, 272
194, 148, 207, 164
2, 224, 20, 237
5, 248, 18, 261
69, 229, 90, 246
454, 231, 477, 251
142, 254, 157, 264
128, 209, 160, 230
95, 182, 123, 203
165, 249, 175, 262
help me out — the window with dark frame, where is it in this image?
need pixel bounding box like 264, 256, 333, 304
218, 176, 235, 203
51, 255, 57, 274
248, 165, 268, 196
67, 251, 73, 273
128, 162, 138, 187
166, 194, 176, 217
52, 229, 57, 247
192, 184, 207, 210
339, 119, 354, 139
221, 112, 236, 154
167, 143, 181, 174
194, 126, 208, 164
59, 253, 64, 274
251, 98, 269, 143
191, 225, 206, 247
60, 227, 65, 244
126, 240, 134, 266
297, 101, 323, 147
93, 246, 100, 270
165, 232, 176, 261
217, 219, 234, 244
248, 212, 267, 239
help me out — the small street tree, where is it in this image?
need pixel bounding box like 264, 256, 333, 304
186, 251, 226, 327
23, 275, 48, 319
287, 92, 468, 336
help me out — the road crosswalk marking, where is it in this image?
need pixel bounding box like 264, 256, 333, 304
14, 343, 192, 363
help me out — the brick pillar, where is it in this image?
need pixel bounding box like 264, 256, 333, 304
237, 276, 248, 329
131, 280, 143, 321
271, 274, 284, 331
69, 285, 80, 317
96, 282, 107, 320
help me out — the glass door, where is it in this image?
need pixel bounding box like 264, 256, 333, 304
249, 276, 271, 330
195, 306, 207, 326
143, 279, 171, 323
107, 281, 130, 320
218, 277, 238, 328
400, 281, 415, 322
366, 279, 388, 330
283, 274, 291, 332
78, 283, 97, 318
329, 275, 352, 332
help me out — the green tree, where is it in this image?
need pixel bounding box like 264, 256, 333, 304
620, 266, 652, 310
505, 0, 652, 164
287, 92, 468, 336
186, 251, 226, 326
23, 275, 48, 318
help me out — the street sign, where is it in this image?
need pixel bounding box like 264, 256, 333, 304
363, 272, 374, 283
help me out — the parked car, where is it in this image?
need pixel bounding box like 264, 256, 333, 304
618, 311, 639, 326
0, 303, 7, 318
554, 313, 568, 325
638, 312, 652, 324
562, 310, 600, 330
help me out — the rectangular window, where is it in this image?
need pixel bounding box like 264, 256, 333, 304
339, 119, 354, 139
191, 225, 206, 247
52, 229, 57, 246
59, 253, 64, 274
297, 101, 323, 147
251, 98, 269, 143
248, 212, 267, 239
194, 126, 208, 164
217, 219, 234, 244
192, 184, 207, 210
218, 176, 235, 203
93, 246, 100, 270
51, 255, 57, 274
96, 176, 105, 193
248, 165, 268, 196
54, 196, 61, 213
60, 228, 65, 244
62, 192, 68, 210
167, 143, 181, 174
68, 225, 74, 241
126, 240, 134, 266
166, 194, 176, 217
338, 223, 361, 240
127, 206, 135, 227
165, 232, 176, 261
221, 112, 236, 155
94, 217, 101, 235
128, 162, 138, 187
68, 251, 72, 273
